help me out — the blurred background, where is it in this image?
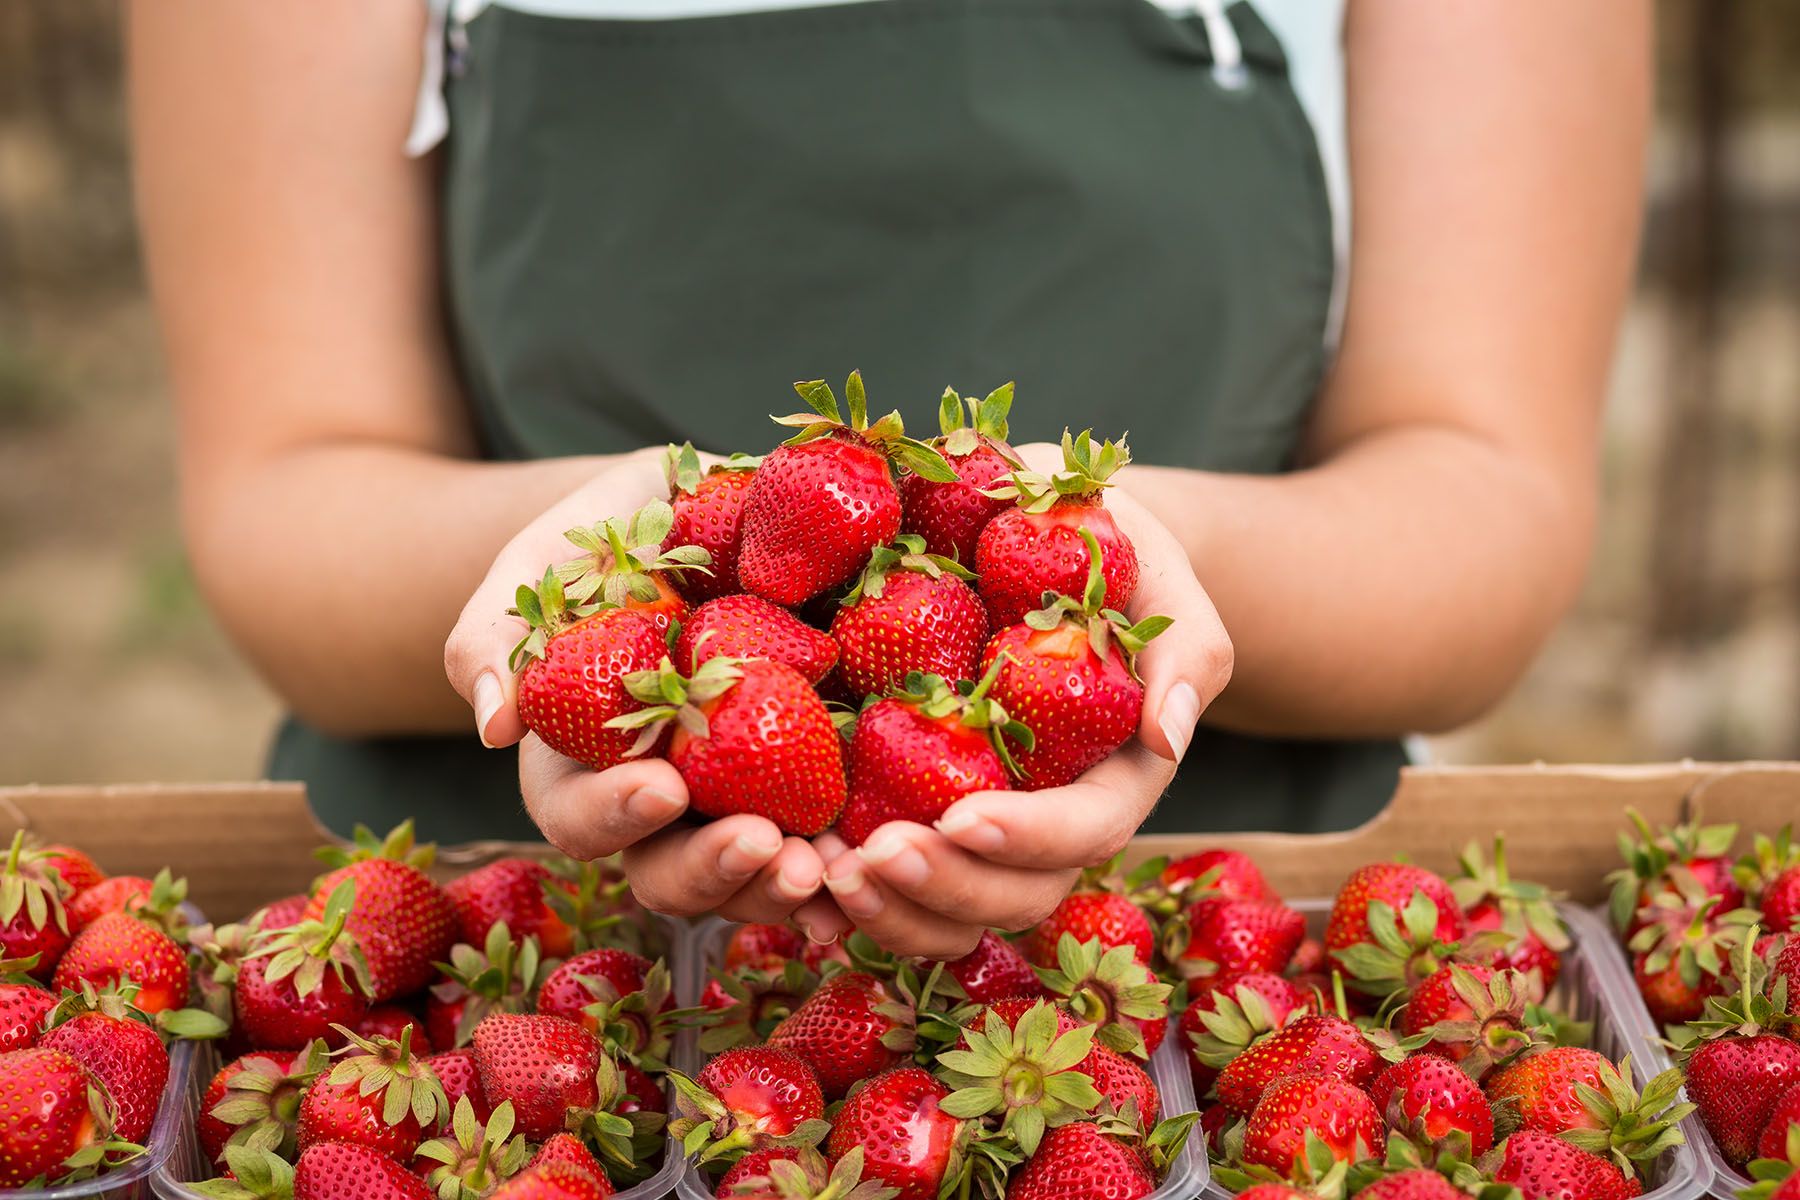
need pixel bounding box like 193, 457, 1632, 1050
1, 2, 1797, 785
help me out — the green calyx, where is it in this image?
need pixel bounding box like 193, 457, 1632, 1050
935, 1001, 1102, 1156
247, 879, 374, 1001
541, 856, 662, 958
984, 428, 1129, 514
1413, 965, 1544, 1078
1674, 927, 1796, 1047
698, 959, 820, 1054
1213, 1130, 1353, 1198
1627, 892, 1755, 995
664, 441, 761, 495
315, 819, 436, 871
884, 664, 1035, 780
556, 498, 714, 609
508, 564, 609, 672
1606, 807, 1738, 933
1740, 1125, 1800, 1200
0, 830, 68, 935
322, 1022, 449, 1132
1734, 823, 1800, 901
574, 1054, 669, 1182
1452, 837, 1572, 954
607, 653, 744, 756
46, 978, 227, 1042
1022, 528, 1170, 678
430, 921, 547, 1049
935, 383, 1017, 458
413, 1098, 532, 1200
1334, 890, 1462, 1003
578, 957, 681, 1070
192, 1146, 296, 1200
668, 1069, 830, 1166
772, 372, 958, 482
1559, 1055, 1694, 1177
841, 534, 977, 605
1187, 978, 1306, 1070
206, 1041, 329, 1163
731, 1146, 901, 1200
1035, 933, 1172, 1059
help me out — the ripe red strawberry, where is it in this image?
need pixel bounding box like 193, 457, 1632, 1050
946, 931, 1046, 1005
444, 858, 581, 958
1370, 1053, 1494, 1155
1484, 1047, 1611, 1135
297, 1025, 446, 1161
53, 910, 188, 1013
1164, 897, 1306, 982
1035, 934, 1171, 1058
1356, 1170, 1467, 1200
349, 1006, 432, 1055
530, 1131, 608, 1182
1004, 1120, 1157, 1200
1451, 838, 1569, 991
35, 845, 105, 895
197, 1045, 325, 1164
425, 1047, 492, 1127
980, 532, 1168, 789
1215, 1014, 1380, 1118
1687, 1033, 1800, 1166
663, 442, 759, 602
1397, 964, 1539, 1078
738, 373, 957, 606
937, 1002, 1102, 1156
1607, 809, 1744, 935
253, 893, 309, 930
0, 981, 53, 1052
536, 948, 676, 1065
0, 832, 72, 977
723, 924, 806, 971
1490, 1130, 1640, 1200
1324, 863, 1464, 970
766, 971, 911, 1099
65, 876, 153, 934
715, 1148, 805, 1199
826, 1067, 964, 1200
493, 1161, 616, 1199
836, 667, 1031, 847
1242, 1073, 1384, 1176
511, 576, 668, 772
1084, 1044, 1160, 1125
831, 536, 988, 698
701, 960, 823, 1053
899, 383, 1020, 563
1025, 892, 1155, 968
295, 1139, 434, 1200
975, 429, 1139, 630
305, 821, 458, 1002
39, 987, 170, 1142
612, 656, 847, 837
1181, 972, 1309, 1094
555, 499, 714, 636
1758, 1082, 1800, 1161
1235, 1187, 1313, 1200
471, 1013, 605, 1141
676, 593, 839, 684
0, 1046, 110, 1187
235, 884, 373, 1050
1763, 868, 1800, 936
669, 1045, 827, 1164
1483, 1046, 1690, 1179
1161, 849, 1277, 903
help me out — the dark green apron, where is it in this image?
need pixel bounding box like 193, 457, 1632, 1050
272, 0, 1406, 842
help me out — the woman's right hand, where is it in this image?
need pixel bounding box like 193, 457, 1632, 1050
443, 449, 830, 928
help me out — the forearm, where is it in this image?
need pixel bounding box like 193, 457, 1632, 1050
183, 444, 631, 737
1127, 426, 1593, 738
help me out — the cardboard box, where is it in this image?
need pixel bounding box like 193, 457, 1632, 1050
4, 762, 1798, 918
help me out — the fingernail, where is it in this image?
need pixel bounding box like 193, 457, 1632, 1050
1159, 682, 1201, 762
935, 809, 1004, 853
625, 787, 683, 823
824, 865, 883, 917
860, 834, 928, 888
800, 923, 838, 946
473, 672, 503, 748
719, 832, 780, 875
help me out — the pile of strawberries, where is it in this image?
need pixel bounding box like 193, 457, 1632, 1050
1609, 813, 1800, 1196
511, 375, 1171, 837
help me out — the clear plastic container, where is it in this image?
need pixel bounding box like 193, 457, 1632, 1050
151, 913, 693, 1200
673, 918, 1209, 1200
1196, 901, 1707, 1200
1578, 904, 1750, 1200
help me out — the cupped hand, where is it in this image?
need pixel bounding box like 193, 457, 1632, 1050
444, 448, 828, 924
796, 470, 1234, 959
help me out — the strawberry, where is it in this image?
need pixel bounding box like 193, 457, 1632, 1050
0, 1046, 116, 1187
715, 1148, 804, 1199
235, 884, 374, 1050
294, 1140, 434, 1200
676, 593, 839, 684
536, 949, 676, 1066
980, 531, 1168, 788
1234, 1187, 1313, 1200
1485, 1046, 1692, 1179
1214, 1014, 1380, 1118
1687, 1033, 1800, 1166
737, 372, 957, 606
1370, 1053, 1494, 1156
427, 1047, 493, 1127
66, 875, 154, 934
669, 1045, 828, 1165
1161, 849, 1277, 904
351, 1007, 431, 1055
1181, 973, 1310, 1094
198, 1044, 326, 1165
1607, 808, 1745, 935
1332, 887, 1465, 1004
1324, 863, 1465, 963
1036, 934, 1172, 1059
827, 1067, 965, 1200
1025, 892, 1155, 968
296, 1025, 446, 1161
470, 1013, 604, 1141
530, 1131, 608, 1181
899, 383, 1021, 563
555, 499, 715, 636
1003, 1120, 1157, 1200
493, 1161, 617, 1199
612, 656, 847, 837
305, 821, 459, 1002
34, 845, 105, 895
444, 858, 582, 958
252, 893, 309, 931
54, 909, 189, 1014
1397, 963, 1539, 1078
766, 970, 914, 1099
663, 442, 759, 602
412, 1095, 533, 1198
724, 924, 806, 971
1163, 897, 1306, 982
975, 429, 1139, 630
511, 573, 668, 772
1489, 1131, 1639, 1200
1758, 1082, 1800, 1161
1737, 829, 1800, 935
428, 922, 550, 1050
936, 1001, 1102, 1155
836, 666, 1032, 847
1483, 1047, 1611, 1134
39, 984, 171, 1142
831, 536, 987, 698
1355, 1170, 1466, 1200
1451, 838, 1570, 990
0, 977, 53, 1052
946, 931, 1046, 1006
700, 960, 821, 1054
720, 1146, 896, 1200
1084, 1044, 1160, 1125
1241, 1073, 1384, 1177
0, 832, 72, 977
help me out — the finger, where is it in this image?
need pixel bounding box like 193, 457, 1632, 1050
520, 738, 691, 860
822, 853, 986, 960
621, 814, 786, 918
1105, 488, 1235, 762
711, 838, 827, 925
933, 741, 1173, 870
791, 894, 855, 948
856, 822, 1078, 932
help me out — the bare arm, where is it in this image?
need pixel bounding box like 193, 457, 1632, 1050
129, 2, 625, 738
1124, 0, 1649, 737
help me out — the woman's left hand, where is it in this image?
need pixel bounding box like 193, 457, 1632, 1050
791, 478, 1234, 959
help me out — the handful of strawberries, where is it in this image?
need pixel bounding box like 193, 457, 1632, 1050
508, 374, 1172, 839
